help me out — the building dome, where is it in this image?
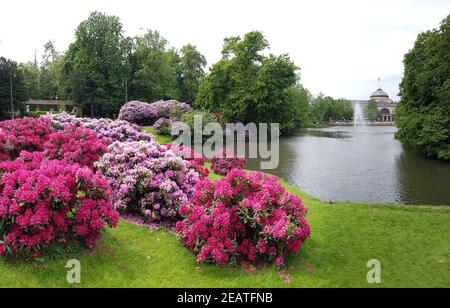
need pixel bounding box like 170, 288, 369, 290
370, 88, 389, 98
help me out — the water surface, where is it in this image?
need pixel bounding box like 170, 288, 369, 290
246, 126, 450, 205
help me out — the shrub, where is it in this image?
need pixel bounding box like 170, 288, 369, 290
45, 113, 153, 143
153, 118, 173, 136
180, 111, 219, 142
176, 169, 311, 267
118, 101, 157, 125
44, 127, 109, 169
210, 149, 246, 175
167, 144, 209, 178
95, 141, 200, 222
0, 152, 119, 257
0, 117, 54, 161
151, 100, 191, 119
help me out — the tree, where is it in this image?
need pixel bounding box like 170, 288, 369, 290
62, 12, 127, 117
396, 14, 450, 160
196, 31, 298, 134
0, 57, 26, 119
128, 30, 180, 102
284, 84, 313, 132
18, 62, 40, 100
178, 44, 206, 104
365, 99, 379, 122
40, 40, 65, 100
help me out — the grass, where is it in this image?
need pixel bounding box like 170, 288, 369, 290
142, 126, 173, 145
0, 130, 449, 288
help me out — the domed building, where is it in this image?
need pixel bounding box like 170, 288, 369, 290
351, 86, 398, 123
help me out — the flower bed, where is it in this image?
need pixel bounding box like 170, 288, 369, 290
96, 141, 200, 222
0, 151, 119, 257
176, 169, 311, 267
45, 113, 153, 143
210, 149, 247, 175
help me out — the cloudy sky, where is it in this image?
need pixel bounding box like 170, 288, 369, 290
1, 0, 449, 100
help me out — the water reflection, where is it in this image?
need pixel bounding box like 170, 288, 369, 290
246, 126, 450, 205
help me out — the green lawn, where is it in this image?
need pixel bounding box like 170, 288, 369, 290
0, 130, 449, 288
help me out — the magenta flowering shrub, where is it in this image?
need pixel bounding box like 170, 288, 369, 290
0, 152, 119, 257
176, 169, 311, 267
167, 144, 209, 179
45, 113, 153, 143
96, 141, 200, 222
44, 127, 109, 169
118, 101, 158, 125
0, 117, 54, 161
210, 149, 247, 175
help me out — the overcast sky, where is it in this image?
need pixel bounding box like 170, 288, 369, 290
1, 0, 449, 100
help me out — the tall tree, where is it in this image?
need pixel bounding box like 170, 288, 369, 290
0, 57, 26, 119
396, 15, 450, 160
128, 30, 180, 102
196, 31, 298, 134
62, 12, 127, 117
178, 44, 206, 104
40, 40, 62, 100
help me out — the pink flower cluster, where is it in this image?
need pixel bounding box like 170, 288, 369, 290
44, 127, 109, 169
176, 169, 311, 267
210, 149, 247, 175
0, 117, 54, 161
95, 141, 201, 222
0, 117, 108, 169
167, 144, 209, 178
0, 152, 119, 257
45, 113, 153, 143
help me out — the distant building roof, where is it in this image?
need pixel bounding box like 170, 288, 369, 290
23, 99, 80, 106
370, 89, 389, 98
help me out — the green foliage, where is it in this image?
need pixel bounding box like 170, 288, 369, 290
129, 30, 181, 102
365, 99, 379, 122
0, 57, 26, 119
196, 31, 299, 135
180, 110, 218, 142
62, 12, 128, 117
178, 44, 207, 104
310, 95, 353, 123
396, 15, 450, 160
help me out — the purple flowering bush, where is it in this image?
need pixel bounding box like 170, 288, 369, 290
118, 100, 191, 126
45, 113, 153, 143
118, 101, 158, 125
95, 141, 200, 222
151, 100, 191, 119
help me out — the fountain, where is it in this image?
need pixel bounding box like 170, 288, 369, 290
353, 102, 367, 127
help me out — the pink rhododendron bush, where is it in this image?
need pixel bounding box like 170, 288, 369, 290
0, 152, 119, 257
210, 149, 247, 175
176, 169, 311, 267
44, 113, 153, 143
0, 117, 54, 161
96, 141, 200, 222
0, 117, 119, 257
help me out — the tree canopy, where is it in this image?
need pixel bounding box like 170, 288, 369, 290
196, 31, 299, 134
396, 14, 450, 160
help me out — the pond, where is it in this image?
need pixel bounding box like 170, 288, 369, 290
246, 126, 450, 205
